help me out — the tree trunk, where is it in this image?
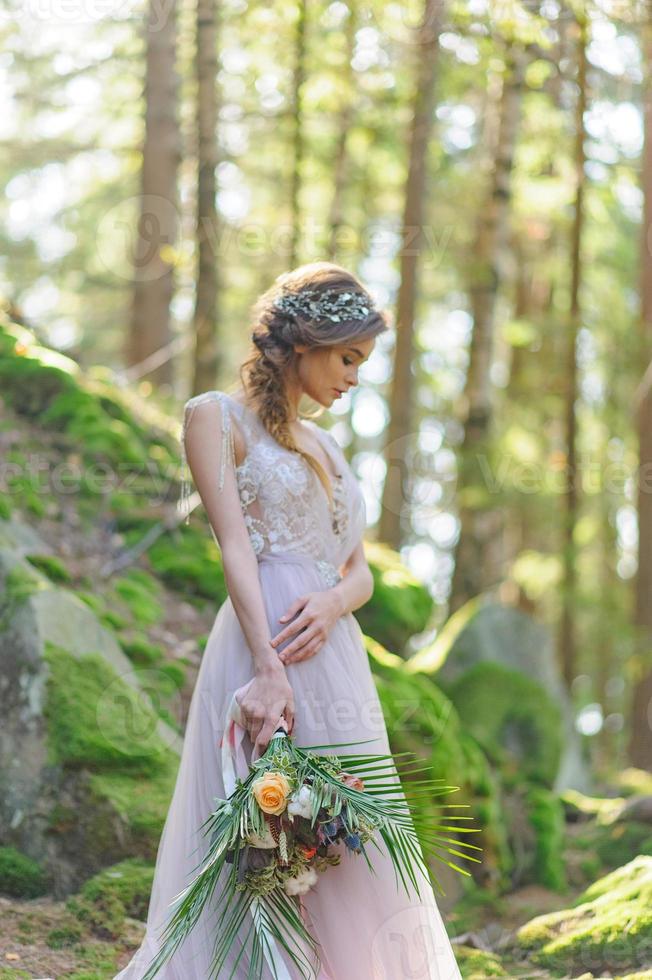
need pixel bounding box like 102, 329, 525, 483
378, 0, 445, 549
126, 0, 181, 389
191, 0, 221, 395
288, 0, 308, 268
326, 2, 357, 261
629, 1, 652, 770
557, 11, 588, 690
448, 40, 525, 613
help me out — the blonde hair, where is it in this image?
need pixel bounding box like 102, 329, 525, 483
238, 261, 389, 504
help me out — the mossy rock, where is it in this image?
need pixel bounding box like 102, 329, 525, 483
526, 786, 567, 891
515, 855, 652, 975
455, 944, 509, 977
0, 845, 48, 898
445, 662, 564, 788
64, 857, 155, 937
365, 635, 508, 889
355, 540, 435, 654
43, 643, 172, 773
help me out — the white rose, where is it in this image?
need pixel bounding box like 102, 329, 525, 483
287, 785, 315, 820
283, 867, 318, 896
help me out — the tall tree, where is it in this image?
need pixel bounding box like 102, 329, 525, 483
288, 0, 308, 268
629, 0, 652, 770
126, 0, 181, 388
448, 36, 526, 613
557, 9, 588, 688
378, 0, 446, 549
191, 0, 221, 395
326, 1, 358, 261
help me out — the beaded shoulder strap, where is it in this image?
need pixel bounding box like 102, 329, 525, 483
179, 390, 237, 524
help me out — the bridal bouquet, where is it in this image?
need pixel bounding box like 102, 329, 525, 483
141, 703, 481, 980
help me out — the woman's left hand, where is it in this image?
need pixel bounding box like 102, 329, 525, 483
270, 590, 344, 665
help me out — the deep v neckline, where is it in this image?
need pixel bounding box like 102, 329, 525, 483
225, 390, 343, 506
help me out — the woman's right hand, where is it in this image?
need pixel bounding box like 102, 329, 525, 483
236, 664, 295, 759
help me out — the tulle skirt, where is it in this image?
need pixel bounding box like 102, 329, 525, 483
114, 551, 462, 980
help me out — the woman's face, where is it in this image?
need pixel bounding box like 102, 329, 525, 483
293, 336, 376, 407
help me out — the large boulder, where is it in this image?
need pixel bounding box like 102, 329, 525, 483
408, 598, 589, 793
0, 543, 181, 898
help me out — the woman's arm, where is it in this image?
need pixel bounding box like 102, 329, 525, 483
183, 398, 295, 747
332, 540, 374, 617
184, 399, 279, 674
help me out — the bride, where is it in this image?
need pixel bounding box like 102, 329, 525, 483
115, 261, 462, 979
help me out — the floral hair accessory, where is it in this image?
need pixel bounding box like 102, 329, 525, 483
272, 287, 373, 323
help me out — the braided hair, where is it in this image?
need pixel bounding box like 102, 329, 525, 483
238, 261, 389, 504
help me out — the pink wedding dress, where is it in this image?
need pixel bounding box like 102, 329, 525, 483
114, 389, 462, 980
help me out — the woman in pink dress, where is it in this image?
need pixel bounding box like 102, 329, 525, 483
115, 261, 462, 979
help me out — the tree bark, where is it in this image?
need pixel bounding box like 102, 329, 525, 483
448, 40, 525, 613
288, 0, 308, 268
191, 0, 221, 395
629, 0, 652, 770
378, 0, 445, 549
557, 11, 588, 690
126, 0, 181, 388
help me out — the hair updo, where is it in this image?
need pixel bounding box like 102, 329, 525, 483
238, 261, 389, 505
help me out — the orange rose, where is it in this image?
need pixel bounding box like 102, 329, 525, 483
299, 845, 317, 859
252, 771, 292, 815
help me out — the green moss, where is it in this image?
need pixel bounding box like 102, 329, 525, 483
43, 643, 172, 773
446, 662, 563, 788
88, 761, 178, 854
516, 855, 652, 975
121, 634, 164, 666
0, 846, 48, 898
455, 944, 509, 978
526, 786, 567, 891
26, 552, 73, 583
47, 922, 84, 948
79, 858, 154, 921
355, 541, 435, 653
0, 492, 13, 519
147, 526, 228, 602
112, 570, 164, 627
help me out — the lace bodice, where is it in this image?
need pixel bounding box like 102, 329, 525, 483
179, 390, 366, 579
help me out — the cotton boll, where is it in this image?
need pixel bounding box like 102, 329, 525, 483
287, 785, 316, 820
283, 867, 318, 896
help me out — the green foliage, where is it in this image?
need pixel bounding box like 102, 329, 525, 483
446, 662, 564, 788
356, 541, 435, 653
0, 846, 48, 898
